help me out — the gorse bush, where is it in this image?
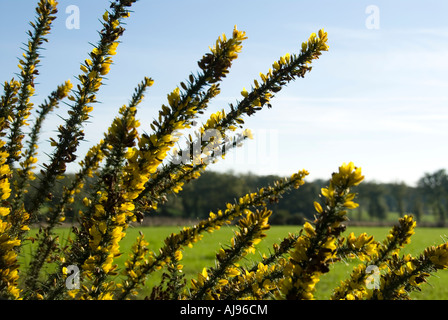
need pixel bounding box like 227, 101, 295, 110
1, 0, 447, 300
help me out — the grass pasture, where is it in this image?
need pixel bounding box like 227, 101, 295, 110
21, 224, 448, 300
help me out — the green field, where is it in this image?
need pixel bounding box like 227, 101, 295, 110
21, 224, 448, 300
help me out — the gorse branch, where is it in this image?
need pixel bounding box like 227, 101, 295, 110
331, 214, 417, 300
5, 0, 58, 165
10, 81, 73, 241
278, 162, 364, 300
190, 208, 272, 300
370, 242, 448, 300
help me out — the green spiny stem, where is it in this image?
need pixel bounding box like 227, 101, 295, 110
6, 0, 57, 165
26, 0, 134, 221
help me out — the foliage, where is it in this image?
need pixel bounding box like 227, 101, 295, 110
418, 169, 448, 224
0, 0, 447, 300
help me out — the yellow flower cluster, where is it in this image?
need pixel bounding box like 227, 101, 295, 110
123, 132, 171, 206
220, 259, 287, 300
332, 263, 370, 300
381, 214, 416, 257
0, 80, 20, 135
331, 214, 417, 300
337, 232, 380, 262
149, 235, 187, 300
372, 242, 448, 300
278, 162, 364, 300
366, 243, 446, 300
0, 143, 20, 299
427, 243, 448, 269
190, 208, 272, 300
0, 148, 11, 203
123, 233, 152, 295
77, 216, 126, 299
199, 25, 247, 83
302, 29, 330, 58
369, 254, 418, 300
0, 68, 21, 301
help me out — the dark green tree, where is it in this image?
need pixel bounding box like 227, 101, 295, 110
365, 183, 388, 221
418, 169, 448, 225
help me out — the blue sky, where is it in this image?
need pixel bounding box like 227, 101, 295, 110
1, 0, 448, 186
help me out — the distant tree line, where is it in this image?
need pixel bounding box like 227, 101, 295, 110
18, 168, 448, 226
156, 169, 448, 227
